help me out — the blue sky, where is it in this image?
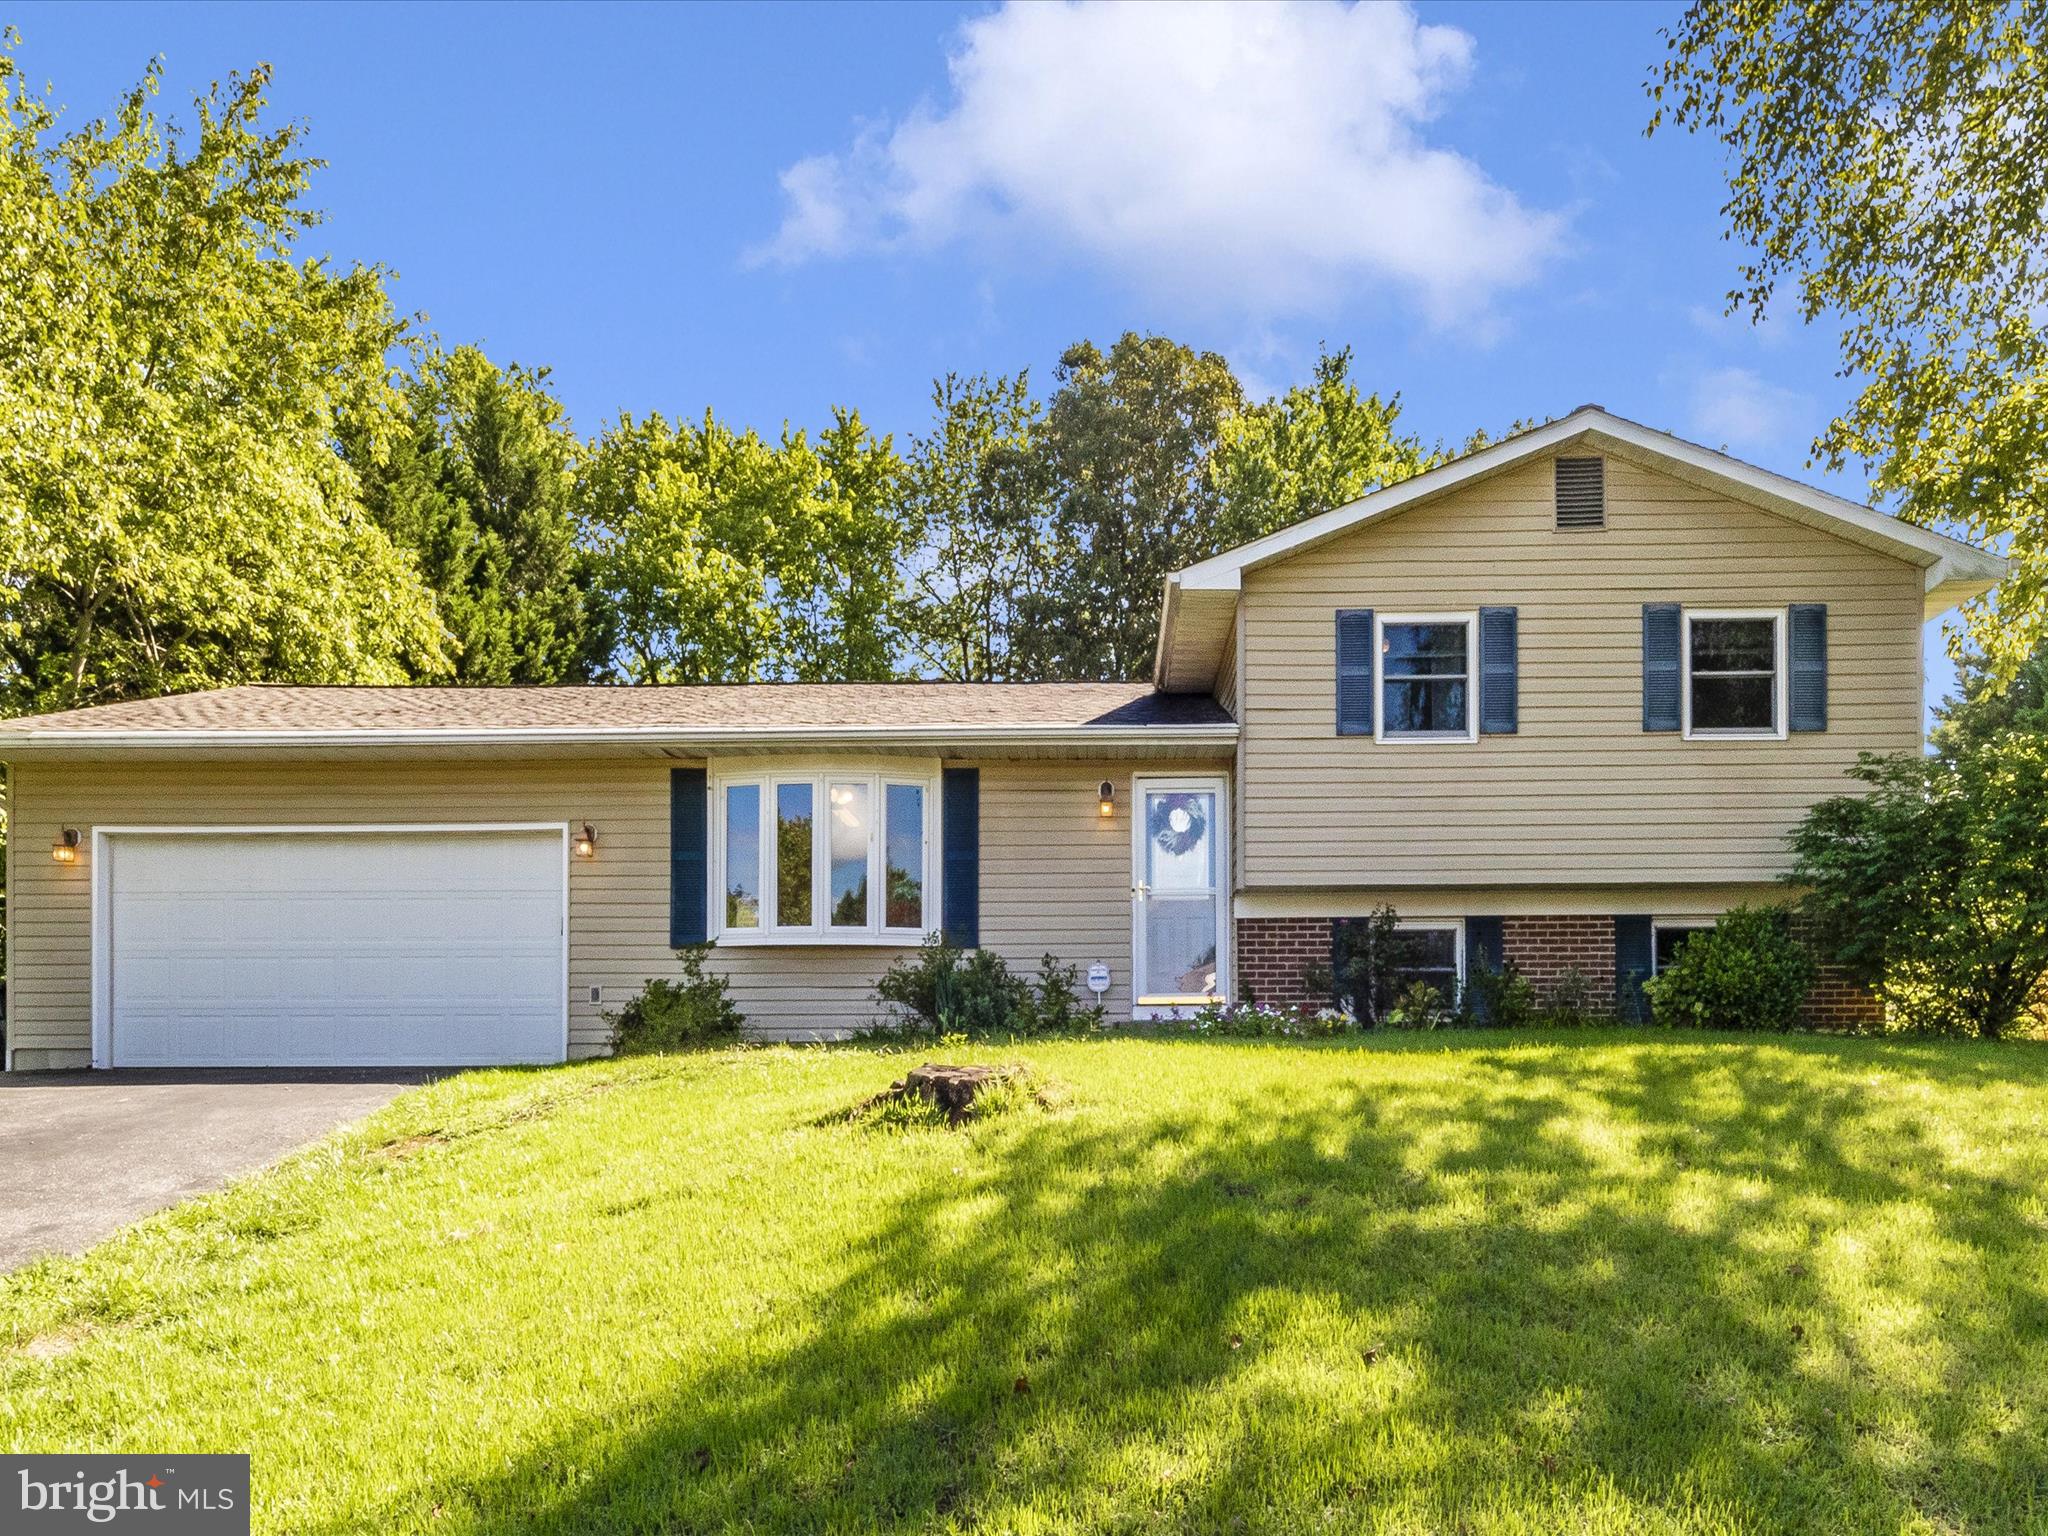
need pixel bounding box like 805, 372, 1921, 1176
9, 0, 1958, 712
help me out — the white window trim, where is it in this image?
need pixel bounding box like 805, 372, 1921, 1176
1374, 612, 1479, 743
710, 763, 938, 946
1393, 917, 1466, 1000
1681, 608, 1788, 741
1650, 918, 1715, 975
1332, 917, 1467, 1020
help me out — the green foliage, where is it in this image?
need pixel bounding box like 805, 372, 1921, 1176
1182, 1001, 1359, 1038
1461, 960, 1538, 1029
1017, 334, 1245, 680
1650, 0, 2047, 673
0, 43, 447, 714
345, 345, 599, 684
1792, 732, 2048, 1038
1209, 347, 1438, 544
1303, 905, 1402, 1025
1932, 636, 2048, 754
900, 372, 1052, 680
871, 937, 1102, 1039
1384, 980, 1454, 1032
1536, 966, 1608, 1029
604, 946, 743, 1054
580, 406, 909, 683
1643, 906, 1815, 1032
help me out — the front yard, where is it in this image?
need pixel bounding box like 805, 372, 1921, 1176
4, 1033, 2047, 1533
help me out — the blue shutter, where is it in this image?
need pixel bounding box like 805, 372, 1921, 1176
1478, 607, 1518, 734
1642, 603, 1681, 732
1464, 916, 1505, 1020
941, 767, 980, 947
1789, 603, 1827, 732
1615, 915, 1653, 1022
1335, 609, 1374, 736
1330, 918, 1362, 1018
669, 767, 708, 947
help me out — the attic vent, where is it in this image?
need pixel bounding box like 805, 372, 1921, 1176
1554, 456, 1605, 529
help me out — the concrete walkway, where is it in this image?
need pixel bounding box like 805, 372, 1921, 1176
0, 1069, 437, 1270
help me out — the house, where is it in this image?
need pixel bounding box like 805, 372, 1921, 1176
0, 407, 2007, 1069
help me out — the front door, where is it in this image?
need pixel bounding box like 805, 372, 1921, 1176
1131, 777, 1229, 1018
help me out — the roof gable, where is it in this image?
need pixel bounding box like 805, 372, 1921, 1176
1155, 405, 2007, 690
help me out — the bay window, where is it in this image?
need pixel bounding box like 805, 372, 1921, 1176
714, 767, 935, 943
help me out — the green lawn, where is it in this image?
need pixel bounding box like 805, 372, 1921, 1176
6, 1034, 2048, 1534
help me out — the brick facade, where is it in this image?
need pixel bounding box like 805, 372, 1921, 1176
1800, 966, 1884, 1031
1501, 915, 1618, 1010
1234, 910, 1883, 1030
1235, 917, 1334, 1011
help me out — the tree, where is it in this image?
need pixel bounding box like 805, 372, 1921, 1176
1021, 334, 1244, 681
1650, 0, 2045, 675
1790, 735, 2048, 1038
580, 407, 910, 683
1932, 637, 2048, 754
1209, 347, 1438, 545
0, 44, 446, 716
899, 372, 1052, 681
348, 346, 599, 683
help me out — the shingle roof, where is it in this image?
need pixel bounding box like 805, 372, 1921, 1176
0, 682, 1232, 740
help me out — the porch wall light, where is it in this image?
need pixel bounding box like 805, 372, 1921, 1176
573, 823, 598, 860
1097, 780, 1116, 819
51, 826, 81, 864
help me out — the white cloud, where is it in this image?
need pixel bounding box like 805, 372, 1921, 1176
750, 1, 1565, 324
1686, 366, 1814, 449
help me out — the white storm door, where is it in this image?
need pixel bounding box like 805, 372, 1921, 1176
1131, 778, 1229, 1019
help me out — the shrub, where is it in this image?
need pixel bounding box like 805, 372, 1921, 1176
1383, 979, 1452, 1030
1461, 960, 1537, 1029
1792, 733, 2048, 1038
606, 946, 743, 1053
1643, 905, 1815, 1031
871, 937, 1101, 1039
1300, 904, 1412, 1024
1537, 966, 1607, 1028
1017, 953, 1108, 1035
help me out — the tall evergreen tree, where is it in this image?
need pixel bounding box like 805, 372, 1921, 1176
348, 346, 598, 684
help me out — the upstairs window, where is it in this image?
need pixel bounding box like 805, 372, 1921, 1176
1684, 611, 1785, 738
715, 768, 933, 943
1378, 614, 1476, 741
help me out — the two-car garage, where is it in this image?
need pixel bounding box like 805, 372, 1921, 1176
96, 828, 568, 1068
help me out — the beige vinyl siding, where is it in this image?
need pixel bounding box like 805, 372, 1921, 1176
1239, 454, 1923, 888
5, 752, 1225, 1065
1214, 609, 1241, 721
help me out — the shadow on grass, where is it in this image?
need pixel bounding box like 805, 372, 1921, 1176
343, 1038, 2048, 1534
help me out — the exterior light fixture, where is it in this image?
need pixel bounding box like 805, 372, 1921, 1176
573, 823, 597, 860
51, 827, 81, 864
1097, 780, 1116, 818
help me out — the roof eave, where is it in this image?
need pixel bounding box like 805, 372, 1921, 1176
0, 720, 1240, 757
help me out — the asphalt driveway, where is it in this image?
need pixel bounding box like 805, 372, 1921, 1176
0, 1069, 438, 1271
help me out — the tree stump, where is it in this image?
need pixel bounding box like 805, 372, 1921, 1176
880, 1063, 1019, 1124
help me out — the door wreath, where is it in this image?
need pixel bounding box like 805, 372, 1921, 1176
1148, 793, 1208, 858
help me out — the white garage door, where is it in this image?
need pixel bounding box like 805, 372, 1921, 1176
105, 829, 566, 1067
